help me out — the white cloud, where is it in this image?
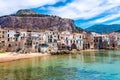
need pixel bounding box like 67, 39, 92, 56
80, 12, 120, 29
109, 20, 120, 24
0, 0, 64, 16
94, 13, 120, 23
47, 0, 120, 20
1, 0, 120, 28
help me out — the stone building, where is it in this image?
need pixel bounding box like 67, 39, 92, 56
82, 32, 93, 50
0, 27, 7, 51
109, 32, 120, 49
72, 33, 83, 50
59, 31, 83, 50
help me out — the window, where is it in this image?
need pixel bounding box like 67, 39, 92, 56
8, 34, 9, 37
80, 36, 81, 38
8, 44, 11, 47
23, 33, 25, 36
8, 38, 10, 41
48, 39, 52, 43
15, 38, 18, 41
2, 36, 4, 38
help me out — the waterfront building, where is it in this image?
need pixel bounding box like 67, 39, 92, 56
0, 27, 7, 51
108, 32, 118, 49
39, 43, 49, 53
73, 33, 83, 50
59, 31, 83, 50
59, 31, 73, 50
6, 29, 22, 52
101, 34, 109, 49
116, 33, 120, 48
109, 32, 120, 49
82, 31, 93, 50
1, 27, 120, 53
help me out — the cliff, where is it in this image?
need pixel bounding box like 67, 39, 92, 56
0, 9, 80, 32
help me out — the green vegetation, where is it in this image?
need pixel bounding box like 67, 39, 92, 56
0, 14, 60, 19
72, 30, 79, 33
73, 26, 84, 33
10, 14, 53, 17
0, 51, 6, 54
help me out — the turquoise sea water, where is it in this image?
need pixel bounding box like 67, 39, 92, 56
0, 50, 120, 80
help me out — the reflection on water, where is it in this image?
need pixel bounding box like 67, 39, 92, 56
0, 50, 120, 80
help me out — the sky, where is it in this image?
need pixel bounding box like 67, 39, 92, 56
0, 0, 120, 29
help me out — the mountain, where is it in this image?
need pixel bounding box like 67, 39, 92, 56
16, 9, 37, 15
115, 29, 120, 32
0, 9, 83, 32
85, 24, 120, 34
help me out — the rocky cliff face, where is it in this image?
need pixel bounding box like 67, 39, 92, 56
0, 9, 79, 32
16, 9, 37, 15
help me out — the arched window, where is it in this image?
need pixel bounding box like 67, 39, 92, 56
8, 44, 11, 47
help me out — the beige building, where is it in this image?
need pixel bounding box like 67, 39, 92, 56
0, 27, 7, 51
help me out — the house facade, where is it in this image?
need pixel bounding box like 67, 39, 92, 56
1, 27, 120, 53
0, 27, 7, 51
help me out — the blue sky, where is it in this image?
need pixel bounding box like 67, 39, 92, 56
0, 0, 120, 29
